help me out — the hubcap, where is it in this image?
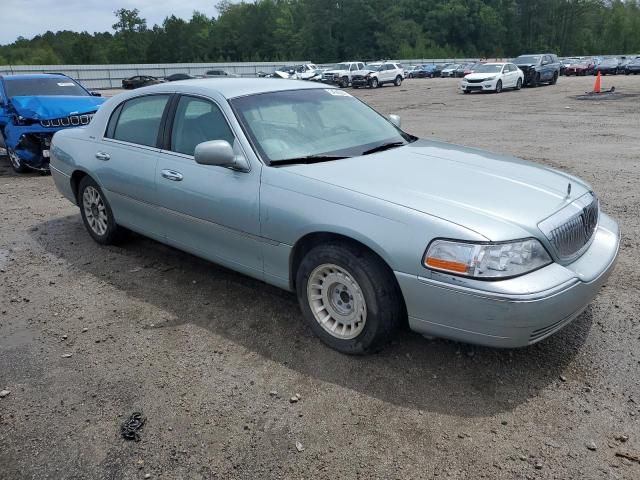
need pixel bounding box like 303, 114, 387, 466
307, 264, 367, 340
83, 186, 108, 236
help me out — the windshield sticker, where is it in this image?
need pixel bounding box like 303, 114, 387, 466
57, 82, 76, 87
325, 89, 350, 97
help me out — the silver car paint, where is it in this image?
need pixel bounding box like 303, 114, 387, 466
50, 79, 620, 347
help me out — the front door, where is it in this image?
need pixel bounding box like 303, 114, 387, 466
155, 94, 263, 279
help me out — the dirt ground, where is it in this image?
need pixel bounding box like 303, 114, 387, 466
1, 76, 639, 480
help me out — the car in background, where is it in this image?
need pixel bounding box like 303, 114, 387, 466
454, 63, 476, 78
624, 57, 640, 75
564, 58, 595, 76
512, 54, 560, 87
49, 78, 619, 354
560, 58, 578, 75
405, 65, 420, 78
0, 73, 105, 173
122, 75, 163, 89
410, 64, 443, 78
165, 73, 199, 82
593, 58, 620, 75
205, 70, 240, 78
351, 62, 404, 88
321, 61, 365, 87
291, 64, 321, 81
441, 64, 461, 77
460, 62, 524, 94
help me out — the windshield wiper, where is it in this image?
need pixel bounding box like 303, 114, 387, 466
361, 141, 406, 156
271, 154, 351, 166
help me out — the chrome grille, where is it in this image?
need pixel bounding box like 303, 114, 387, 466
40, 114, 94, 128
539, 192, 599, 262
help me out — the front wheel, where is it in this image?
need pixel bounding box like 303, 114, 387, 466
7, 148, 29, 173
370, 77, 379, 88
78, 176, 122, 245
530, 73, 540, 87
495, 80, 502, 93
296, 243, 403, 354
516, 78, 523, 90
394, 75, 402, 86
340, 76, 349, 88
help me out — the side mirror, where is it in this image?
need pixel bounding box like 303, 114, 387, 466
91, 91, 102, 97
389, 114, 401, 129
194, 140, 248, 170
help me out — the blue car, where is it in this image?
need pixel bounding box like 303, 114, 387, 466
0, 73, 105, 173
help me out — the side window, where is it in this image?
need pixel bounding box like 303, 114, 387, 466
109, 95, 170, 147
170, 96, 235, 156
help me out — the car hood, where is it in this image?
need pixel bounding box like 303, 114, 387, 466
514, 63, 536, 68
9, 95, 106, 121
282, 139, 590, 241
463, 72, 498, 80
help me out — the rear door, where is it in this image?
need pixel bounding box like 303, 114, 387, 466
154, 94, 263, 278
96, 94, 171, 236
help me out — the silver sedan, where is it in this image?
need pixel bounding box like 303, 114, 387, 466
50, 79, 620, 354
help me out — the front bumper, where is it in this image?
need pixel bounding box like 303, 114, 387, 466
395, 213, 620, 348
461, 79, 498, 92
351, 77, 370, 87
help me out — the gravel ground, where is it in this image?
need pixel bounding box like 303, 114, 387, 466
1, 76, 639, 480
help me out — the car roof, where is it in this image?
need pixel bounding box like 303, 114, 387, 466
0, 73, 67, 81
141, 78, 335, 99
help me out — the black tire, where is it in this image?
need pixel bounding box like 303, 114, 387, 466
370, 77, 379, 89
394, 75, 402, 86
550, 72, 558, 85
7, 148, 29, 173
462, 89, 470, 94
495, 80, 502, 93
516, 78, 523, 90
295, 242, 403, 354
340, 76, 349, 88
352, 85, 359, 89
78, 176, 122, 245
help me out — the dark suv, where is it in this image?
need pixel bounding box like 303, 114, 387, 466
512, 54, 561, 87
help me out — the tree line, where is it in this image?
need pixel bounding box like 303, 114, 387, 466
1, 0, 640, 66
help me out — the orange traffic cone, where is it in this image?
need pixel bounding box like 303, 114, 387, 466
593, 71, 601, 93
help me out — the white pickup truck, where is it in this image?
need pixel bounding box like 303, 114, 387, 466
321, 61, 366, 87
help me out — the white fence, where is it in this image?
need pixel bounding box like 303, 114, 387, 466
0, 59, 484, 89
0, 62, 311, 89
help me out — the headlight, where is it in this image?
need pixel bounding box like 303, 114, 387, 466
485, 76, 496, 81
423, 238, 552, 279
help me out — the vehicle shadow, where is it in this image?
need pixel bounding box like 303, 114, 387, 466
34, 214, 593, 417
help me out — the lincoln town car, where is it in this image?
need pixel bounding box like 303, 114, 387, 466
50, 79, 619, 354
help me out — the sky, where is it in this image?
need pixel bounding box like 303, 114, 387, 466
0, 0, 223, 45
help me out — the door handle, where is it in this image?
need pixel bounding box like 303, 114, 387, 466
161, 169, 183, 181
95, 152, 110, 161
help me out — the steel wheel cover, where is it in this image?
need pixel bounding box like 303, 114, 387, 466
8, 150, 22, 169
83, 186, 109, 236
307, 263, 367, 340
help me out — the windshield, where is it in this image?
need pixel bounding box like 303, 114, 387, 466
4, 77, 88, 97
473, 64, 503, 73
601, 58, 618, 66
367, 63, 381, 70
333, 63, 349, 70
513, 55, 540, 64
231, 89, 412, 164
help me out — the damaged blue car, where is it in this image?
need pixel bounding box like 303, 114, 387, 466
0, 73, 105, 173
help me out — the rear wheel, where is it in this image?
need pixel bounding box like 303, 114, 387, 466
516, 78, 523, 90
8, 148, 29, 173
296, 242, 403, 354
78, 176, 122, 245
550, 72, 558, 85
394, 75, 402, 86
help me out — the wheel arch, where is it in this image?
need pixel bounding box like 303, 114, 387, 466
289, 231, 396, 291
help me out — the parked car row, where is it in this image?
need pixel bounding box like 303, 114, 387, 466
122, 70, 239, 89
562, 56, 640, 76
